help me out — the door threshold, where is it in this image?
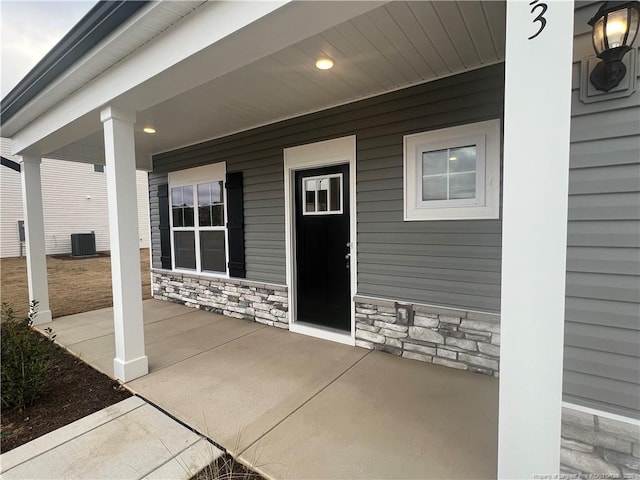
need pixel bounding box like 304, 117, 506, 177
290, 322, 354, 346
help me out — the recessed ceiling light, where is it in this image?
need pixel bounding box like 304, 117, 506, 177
449, 156, 458, 161
315, 57, 334, 70
143, 127, 156, 134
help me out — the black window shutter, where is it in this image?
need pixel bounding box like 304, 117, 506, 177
158, 183, 172, 269
226, 171, 246, 278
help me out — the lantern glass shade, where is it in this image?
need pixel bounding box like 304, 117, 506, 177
589, 2, 640, 91
591, 4, 640, 57
628, 8, 640, 46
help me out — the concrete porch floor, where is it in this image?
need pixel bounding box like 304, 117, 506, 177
38, 299, 499, 479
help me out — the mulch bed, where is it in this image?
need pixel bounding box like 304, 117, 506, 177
0, 337, 131, 453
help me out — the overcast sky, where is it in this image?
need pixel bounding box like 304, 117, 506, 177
1, 0, 96, 98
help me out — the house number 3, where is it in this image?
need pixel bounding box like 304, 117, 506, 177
528, 0, 548, 40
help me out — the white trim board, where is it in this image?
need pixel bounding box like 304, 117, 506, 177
168, 163, 226, 187
283, 135, 357, 346
289, 323, 353, 346
562, 402, 640, 426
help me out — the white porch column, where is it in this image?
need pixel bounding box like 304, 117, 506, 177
20, 155, 52, 324
499, 1, 575, 478
101, 106, 148, 382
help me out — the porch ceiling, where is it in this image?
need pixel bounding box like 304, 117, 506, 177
44, 1, 506, 164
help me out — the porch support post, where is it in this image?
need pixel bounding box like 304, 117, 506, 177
499, 1, 574, 478
101, 106, 148, 382
20, 155, 52, 324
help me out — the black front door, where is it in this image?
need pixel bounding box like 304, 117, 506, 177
294, 164, 351, 331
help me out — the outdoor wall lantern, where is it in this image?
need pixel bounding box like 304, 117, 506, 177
588, 1, 640, 91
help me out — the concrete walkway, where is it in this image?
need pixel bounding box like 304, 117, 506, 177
31, 299, 498, 479
0, 396, 223, 479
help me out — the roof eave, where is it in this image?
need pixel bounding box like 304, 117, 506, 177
0, 0, 149, 125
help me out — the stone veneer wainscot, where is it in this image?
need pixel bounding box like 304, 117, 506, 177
152, 269, 288, 329
561, 407, 640, 477
354, 295, 500, 377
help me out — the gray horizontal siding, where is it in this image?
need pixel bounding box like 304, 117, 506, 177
570, 136, 640, 168
563, 8, 640, 419
151, 64, 504, 308
356, 232, 501, 246
563, 370, 640, 419
358, 252, 500, 272
358, 242, 501, 259
568, 220, 639, 248
565, 322, 640, 358
566, 297, 640, 330
568, 193, 640, 220
569, 164, 640, 195
570, 105, 640, 142
565, 346, 640, 385
149, 172, 167, 269
566, 273, 639, 303
567, 247, 640, 275
353, 73, 503, 311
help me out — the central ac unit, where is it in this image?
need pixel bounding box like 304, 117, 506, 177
71, 233, 96, 257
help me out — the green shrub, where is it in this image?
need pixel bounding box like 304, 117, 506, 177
1, 301, 56, 411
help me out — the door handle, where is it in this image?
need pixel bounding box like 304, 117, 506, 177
346, 242, 351, 269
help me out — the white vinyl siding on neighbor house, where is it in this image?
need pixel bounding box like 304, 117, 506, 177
1, 140, 150, 258
0, 162, 24, 257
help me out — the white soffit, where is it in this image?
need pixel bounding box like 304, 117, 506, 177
17, 1, 506, 162
135, 0, 506, 155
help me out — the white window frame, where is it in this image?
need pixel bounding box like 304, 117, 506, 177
404, 119, 501, 221
168, 162, 229, 277
302, 173, 344, 216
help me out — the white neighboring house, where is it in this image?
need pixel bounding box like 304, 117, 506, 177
1, 138, 150, 258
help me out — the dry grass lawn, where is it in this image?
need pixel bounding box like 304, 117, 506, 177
0, 249, 151, 319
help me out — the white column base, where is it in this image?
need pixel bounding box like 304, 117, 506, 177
114, 356, 149, 382
32, 309, 53, 325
